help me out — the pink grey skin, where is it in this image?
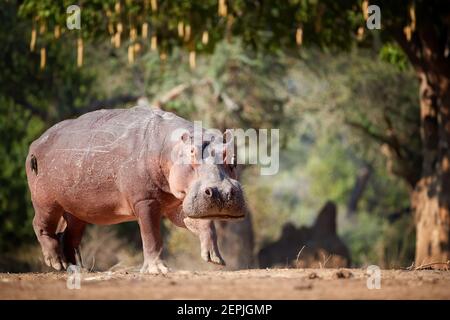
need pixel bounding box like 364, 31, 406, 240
26, 106, 247, 273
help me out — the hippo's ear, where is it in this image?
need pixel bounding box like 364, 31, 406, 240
222, 129, 236, 166
179, 132, 200, 165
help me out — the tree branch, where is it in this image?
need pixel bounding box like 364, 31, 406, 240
153, 83, 191, 108
345, 120, 394, 147
15, 99, 48, 120
152, 78, 241, 114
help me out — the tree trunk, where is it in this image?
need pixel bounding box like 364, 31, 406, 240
347, 164, 372, 216
394, 15, 450, 268
412, 71, 450, 268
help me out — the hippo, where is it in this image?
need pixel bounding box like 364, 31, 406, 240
25, 106, 247, 273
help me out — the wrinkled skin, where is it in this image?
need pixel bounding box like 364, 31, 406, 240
26, 107, 247, 273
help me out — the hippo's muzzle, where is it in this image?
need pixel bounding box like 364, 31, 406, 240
182, 178, 247, 220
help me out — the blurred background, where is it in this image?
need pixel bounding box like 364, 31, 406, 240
1, 0, 449, 272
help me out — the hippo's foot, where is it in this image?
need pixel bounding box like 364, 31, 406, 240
39, 235, 68, 271
140, 258, 169, 274
201, 241, 225, 266
183, 218, 225, 266
43, 249, 68, 271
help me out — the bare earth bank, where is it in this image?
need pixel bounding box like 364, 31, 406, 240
1, 268, 449, 300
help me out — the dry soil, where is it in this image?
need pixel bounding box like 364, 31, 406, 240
1, 268, 449, 299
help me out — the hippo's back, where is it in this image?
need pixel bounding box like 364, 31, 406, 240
30, 107, 185, 155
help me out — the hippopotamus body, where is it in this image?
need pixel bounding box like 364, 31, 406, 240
26, 106, 246, 273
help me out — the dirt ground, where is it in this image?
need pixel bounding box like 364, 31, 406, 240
1, 268, 449, 300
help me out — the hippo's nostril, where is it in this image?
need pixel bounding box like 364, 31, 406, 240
205, 187, 213, 198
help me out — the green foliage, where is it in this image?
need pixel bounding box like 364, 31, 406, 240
304, 135, 357, 205
0, 97, 44, 252
340, 212, 385, 266
88, 38, 295, 134
379, 42, 410, 71
18, 0, 360, 57
18, 0, 445, 68
1, 0, 101, 124
341, 213, 415, 268
378, 214, 415, 268
242, 49, 417, 267
0, 0, 101, 253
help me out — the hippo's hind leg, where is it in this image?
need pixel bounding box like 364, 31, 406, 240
60, 213, 86, 267
32, 203, 68, 271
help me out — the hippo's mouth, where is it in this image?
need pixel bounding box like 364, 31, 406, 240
192, 214, 245, 220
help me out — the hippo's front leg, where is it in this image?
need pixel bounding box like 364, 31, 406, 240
184, 217, 225, 266
135, 200, 169, 274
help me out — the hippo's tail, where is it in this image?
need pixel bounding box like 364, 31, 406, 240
30, 154, 38, 175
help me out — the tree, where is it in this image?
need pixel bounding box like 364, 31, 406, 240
384, 2, 450, 268
15, 0, 450, 267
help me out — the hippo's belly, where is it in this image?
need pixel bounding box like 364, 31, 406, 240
57, 189, 136, 225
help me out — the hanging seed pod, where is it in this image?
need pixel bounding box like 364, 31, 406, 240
356, 26, 364, 41
128, 45, 134, 63
142, 22, 148, 38
115, 2, 121, 14
160, 51, 167, 61
410, 4, 416, 32
108, 23, 114, 35
151, 35, 157, 51
189, 51, 196, 69
184, 24, 191, 42
40, 47, 46, 70
117, 22, 123, 34
77, 38, 83, 67
362, 0, 369, 20
30, 26, 37, 52
151, 0, 158, 12
134, 43, 141, 54
404, 25, 412, 41
114, 32, 121, 48
39, 21, 46, 35
296, 27, 303, 46
130, 27, 137, 42
202, 31, 209, 45
54, 25, 61, 39
178, 22, 184, 38
218, 0, 227, 17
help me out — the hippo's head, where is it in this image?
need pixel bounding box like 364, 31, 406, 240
168, 130, 247, 220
